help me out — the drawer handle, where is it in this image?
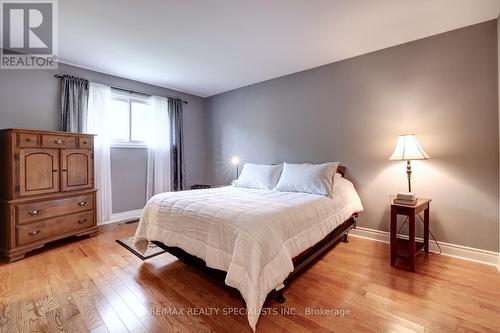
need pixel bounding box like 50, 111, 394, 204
27, 210, 40, 216
78, 218, 87, 225
78, 201, 87, 207
26, 138, 31, 142
29, 230, 41, 236
55, 139, 64, 145
82, 141, 87, 144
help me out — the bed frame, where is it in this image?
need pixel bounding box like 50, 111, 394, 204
152, 165, 357, 304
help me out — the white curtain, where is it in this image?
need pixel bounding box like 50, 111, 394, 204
86, 83, 113, 224
146, 96, 171, 199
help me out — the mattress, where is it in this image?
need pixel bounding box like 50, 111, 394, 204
134, 176, 363, 331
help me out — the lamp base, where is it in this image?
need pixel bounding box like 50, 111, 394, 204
406, 160, 412, 193
397, 192, 416, 197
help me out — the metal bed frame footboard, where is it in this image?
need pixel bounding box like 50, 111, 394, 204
152, 213, 357, 304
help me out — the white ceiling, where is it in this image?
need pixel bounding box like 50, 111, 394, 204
59, 0, 500, 97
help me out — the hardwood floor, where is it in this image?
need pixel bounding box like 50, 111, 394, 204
0, 222, 499, 333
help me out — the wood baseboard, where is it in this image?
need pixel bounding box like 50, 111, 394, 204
351, 226, 500, 269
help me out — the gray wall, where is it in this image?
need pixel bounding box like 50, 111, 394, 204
206, 20, 500, 252
0, 62, 207, 213
110, 148, 148, 213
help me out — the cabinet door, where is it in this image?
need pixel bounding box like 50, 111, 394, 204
61, 149, 93, 192
19, 148, 60, 197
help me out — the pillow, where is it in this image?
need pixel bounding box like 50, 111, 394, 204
234, 163, 283, 190
275, 162, 340, 197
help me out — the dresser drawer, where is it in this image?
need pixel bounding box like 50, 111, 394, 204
41, 134, 76, 148
78, 137, 93, 148
17, 211, 95, 246
17, 132, 39, 147
16, 193, 94, 225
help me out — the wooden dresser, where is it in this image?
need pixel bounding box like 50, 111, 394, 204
0, 129, 98, 262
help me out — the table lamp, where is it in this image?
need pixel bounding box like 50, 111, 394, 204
389, 134, 429, 193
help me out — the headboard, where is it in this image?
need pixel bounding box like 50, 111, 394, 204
337, 165, 346, 177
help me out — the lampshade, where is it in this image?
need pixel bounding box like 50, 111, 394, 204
389, 134, 429, 161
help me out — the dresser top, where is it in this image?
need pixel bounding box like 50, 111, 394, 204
1, 128, 96, 136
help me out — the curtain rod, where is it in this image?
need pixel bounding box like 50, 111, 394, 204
54, 74, 188, 104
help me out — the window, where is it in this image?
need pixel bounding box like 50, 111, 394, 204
109, 92, 151, 147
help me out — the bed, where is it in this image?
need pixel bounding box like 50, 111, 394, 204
133, 166, 363, 331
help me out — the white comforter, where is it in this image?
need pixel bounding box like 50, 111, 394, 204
134, 176, 363, 331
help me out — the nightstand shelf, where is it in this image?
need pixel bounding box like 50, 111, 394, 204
394, 238, 425, 258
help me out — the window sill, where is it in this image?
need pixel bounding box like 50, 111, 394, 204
110, 142, 148, 149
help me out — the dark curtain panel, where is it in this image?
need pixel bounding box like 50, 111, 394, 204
168, 98, 185, 191
60, 75, 89, 132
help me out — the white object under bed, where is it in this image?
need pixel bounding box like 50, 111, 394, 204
134, 175, 363, 331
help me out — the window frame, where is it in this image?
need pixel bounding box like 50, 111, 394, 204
109, 91, 150, 149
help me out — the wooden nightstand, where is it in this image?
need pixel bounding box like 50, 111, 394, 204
390, 197, 431, 271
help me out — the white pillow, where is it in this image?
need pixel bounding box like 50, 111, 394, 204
275, 162, 340, 197
234, 163, 283, 190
